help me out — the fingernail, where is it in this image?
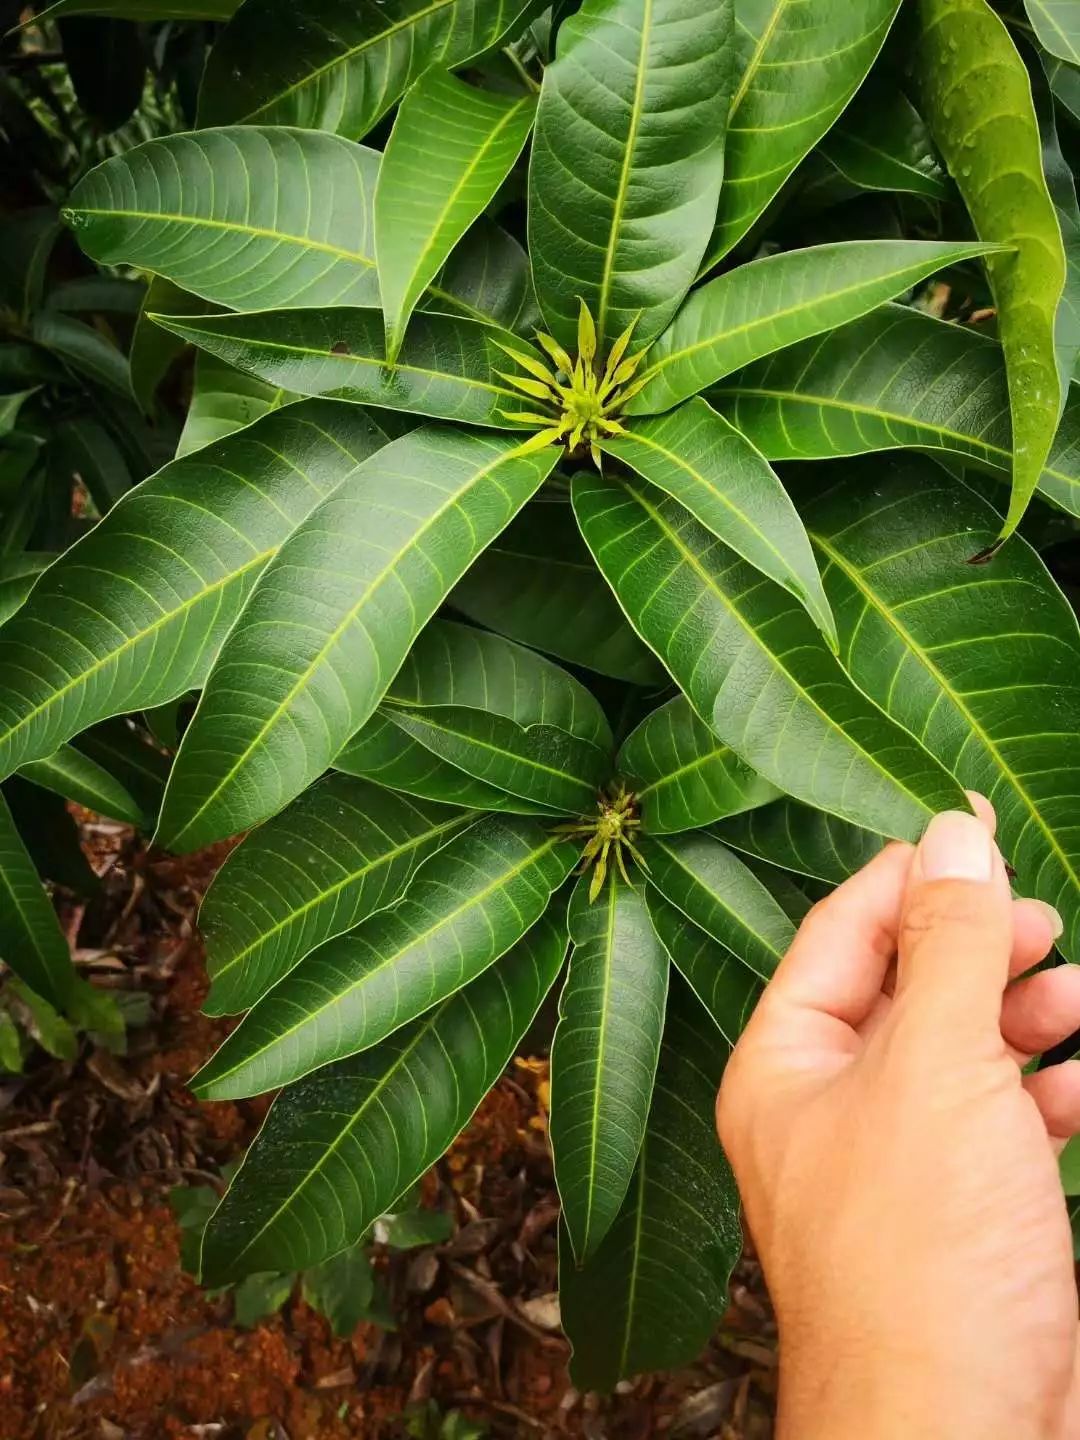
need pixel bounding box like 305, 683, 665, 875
918, 810, 995, 882
1030, 899, 1065, 940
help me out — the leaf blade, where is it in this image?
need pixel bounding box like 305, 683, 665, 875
0, 791, 74, 1009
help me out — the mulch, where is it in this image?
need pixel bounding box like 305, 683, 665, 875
0, 818, 777, 1439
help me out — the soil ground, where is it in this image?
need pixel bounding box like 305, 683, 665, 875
0, 819, 777, 1439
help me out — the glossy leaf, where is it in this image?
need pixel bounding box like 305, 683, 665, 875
646, 888, 760, 1044
559, 974, 740, 1390
819, 88, 950, 201
177, 354, 294, 459
157, 431, 560, 851
0, 790, 74, 1009
1024, 0, 1080, 64
0, 402, 389, 781
639, 829, 793, 980
706, 0, 903, 265
18, 744, 146, 826
618, 693, 780, 833
0, 554, 51, 629
800, 455, 1080, 960
713, 797, 885, 884
192, 817, 576, 1100
601, 398, 834, 641
201, 776, 472, 1015
917, 0, 1068, 537
551, 870, 669, 1265
199, 0, 536, 137
449, 501, 666, 684
376, 71, 536, 362
153, 308, 534, 430
627, 239, 999, 416
711, 304, 1080, 517
529, 0, 731, 351
572, 468, 968, 840
199, 912, 566, 1285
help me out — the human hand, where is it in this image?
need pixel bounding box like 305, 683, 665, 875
717, 797, 1080, 1440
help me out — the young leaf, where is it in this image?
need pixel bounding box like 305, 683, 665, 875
192, 817, 576, 1100
572, 468, 969, 841
601, 398, 835, 642
559, 974, 740, 1390
712, 797, 886, 885
449, 501, 666, 685
157, 430, 560, 852
618, 693, 780, 834
626, 239, 1001, 416
705, 0, 903, 265
551, 870, 669, 1266
376, 71, 536, 363
639, 830, 794, 981
201, 776, 472, 1016
712, 303, 1080, 519
801, 454, 1080, 960
646, 889, 760, 1045
153, 308, 537, 430
0, 403, 389, 783
916, 0, 1069, 537
198, 0, 537, 137
529, 0, 732, 351
199, 910, 566, 1285
0, 791, 74, 1009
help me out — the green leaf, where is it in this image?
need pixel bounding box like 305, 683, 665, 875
528, 0, 732, 352
551, 870, 668, 1264
0, 392, 38, 440
152, 307, 536, 430
706, 0, 903, 265
178, 353, 294, 459
0, 791, 74, 1009
572, 468, 968, 840
819, 87, 950, 201
646, 888, 760, 1044
449, 501, 665, 685
602, 398, 834, 641
36, 0, 238, 19
302, 1245, 377, 1336
639, 829, 793, 980
129, 277, 207, 414
0, 402, 389, 781
376, 71, 536, 363
618, 693, 780, 834
45, 276, 145, 316
559, 973, 740, 1390
0, 1011, 23, 1074
50, 416, 132, 515
193, 817, 575, 1101
198, 0, 537, 137
916, 0, 1069, 537
201, 776, 471, 1016
18, 744, 146, 826
800, 454, 1080, 960
627, 239, 1000, 416
711, 304, 1080, 518
199, 910, 566, 1284
1024, 0, 1080, 64
431, 218, 539, 336
0, 208, 61, 323
8, 979, 77, 1060
31, 313, 131, 399
232, 1272, 294, 1328
712, 797, 886, 885
337, 710, 561, 815
157, 430, 560, 852
0, 553, 51, 629
65, 129, 383, 311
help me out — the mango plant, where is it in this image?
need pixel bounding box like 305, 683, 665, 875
2, 0, 1080, 1388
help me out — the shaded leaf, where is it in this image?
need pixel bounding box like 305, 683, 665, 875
50, 416, 132, 515
58, 17, 145, 133
0, 553, 51, 629
302, 1245, 376, 1336
177, 353, 294, 458
819, 87, 950, 201
646, 888, 760, 1044
18, 743, 146, 826
712, 796, 886, 885
38, 0, 237, 18
31, 313, 130, 399
0, 790, 74, 1008
430, 217, 539, 335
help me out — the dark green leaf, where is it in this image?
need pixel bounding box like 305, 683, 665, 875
129, 277, 207, 413
376, 71, 536, 362
0, 553, 51, 629
819, 87, 949, 201
18, 743, 145, 826
529, 0, 732, 351
0, 402, 389, 781
559, 974, 740, 1390
31, 313, 131, 399
572, 468, 968, 840
712, 796, 885, 884
232, 1272, 294, 1328
0, 208, 61, 323
178, 354, 294, 459
627, 239, 999, 416
916, 0, 1069, 536
302, 1246, 376, 1336
57, 17, 145, 133
801, 455, 1080, 960
618, 694, 780, 834
551, 870, 669, 1263
431, 218, 539, 336
202, 776, 471, 1015
157, 430, 560, 852
44, 276, 145, 315
602, 398, 834, 640
192, 817, 576, 1100
38, 0, 238, 18
0, 790, 74, 1008
50, 416, 132, 515
199, 911, 566, 1284
646, 888, 760, 1044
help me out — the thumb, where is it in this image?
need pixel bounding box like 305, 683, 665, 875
894, 808, 1012, 1044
